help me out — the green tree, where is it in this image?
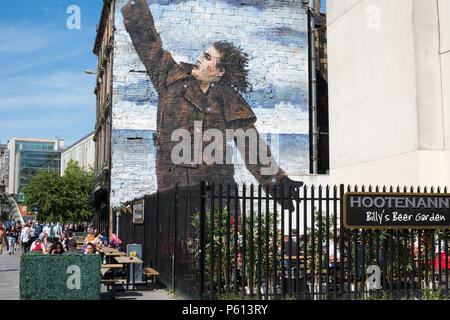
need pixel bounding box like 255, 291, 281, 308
22, 160, 94, 223
60, 160, 94, 223
22, 168, 61, 222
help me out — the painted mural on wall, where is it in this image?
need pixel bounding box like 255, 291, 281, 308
110, 0, 309, 208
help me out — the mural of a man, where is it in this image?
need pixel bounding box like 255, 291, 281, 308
121, 0, 303, 210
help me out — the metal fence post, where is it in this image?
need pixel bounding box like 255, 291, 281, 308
199, 182, 206, 300
172, 186, 178, 293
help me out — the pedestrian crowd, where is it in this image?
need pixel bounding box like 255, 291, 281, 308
0, 220, 121, 256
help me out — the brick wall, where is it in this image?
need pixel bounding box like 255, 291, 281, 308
110, 0, 309, 208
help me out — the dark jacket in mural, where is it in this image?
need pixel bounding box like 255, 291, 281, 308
121, 1, 288, 191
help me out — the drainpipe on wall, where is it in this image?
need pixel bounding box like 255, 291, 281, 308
308, 0, 318, 174
110, 0, 116, 240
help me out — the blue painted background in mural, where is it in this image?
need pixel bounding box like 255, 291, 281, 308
117, 0, 309, 114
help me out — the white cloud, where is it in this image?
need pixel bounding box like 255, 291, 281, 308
0, 51, 85, 77
0, 71, 96, 111
0, 71, 96, 145
0, 24, 55, 55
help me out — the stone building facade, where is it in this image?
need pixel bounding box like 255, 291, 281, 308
0, 143, 8, 191
327, 0, 450, 187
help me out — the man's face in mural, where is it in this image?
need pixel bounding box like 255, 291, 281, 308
191, 45, 225, 83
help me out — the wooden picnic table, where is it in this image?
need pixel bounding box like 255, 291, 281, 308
284, 255, 308, 260
100, 263, 127, 299
114, 256, 143, 290
103, 251, 126, 257
97, 247, 117, 253
98, 248, 125, 263
101, 264, 124, 276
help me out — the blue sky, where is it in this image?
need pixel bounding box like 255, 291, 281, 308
321, 0, 326, 12
0, 1, 102, 147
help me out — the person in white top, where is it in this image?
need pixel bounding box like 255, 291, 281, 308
20, 222, 32, 253
328, 228, 341, 275
43, 223, 51, 236
53, 222, 62, 238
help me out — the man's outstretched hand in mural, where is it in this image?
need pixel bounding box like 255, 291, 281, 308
121, 0, 303, 212
275, 176, 304, 212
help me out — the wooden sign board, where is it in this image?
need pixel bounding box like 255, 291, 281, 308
133, 200, 144, 224
344, 192, 450, 229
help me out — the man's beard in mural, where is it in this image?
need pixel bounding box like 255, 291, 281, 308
121, 0, 303, 211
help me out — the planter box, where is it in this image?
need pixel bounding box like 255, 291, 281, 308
20, 253, 101, 300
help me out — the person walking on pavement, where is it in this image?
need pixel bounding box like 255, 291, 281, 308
29, 223, 37, 245
34, 222, 42, 238
53, 222, 62, 238
0, 223, 10, 255
14, 223, 22, 251
6, 225, 18, 255
43, 222, 51, 237
20, 221, 32, 254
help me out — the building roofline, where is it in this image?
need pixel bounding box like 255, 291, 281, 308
93, 0, 113, 55
62, 132, 95, 153
8, 137, 61, 143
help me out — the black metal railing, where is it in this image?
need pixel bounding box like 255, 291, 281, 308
116, 186, 201, 299
197, 183, 450, 300
116, 183, 450, 300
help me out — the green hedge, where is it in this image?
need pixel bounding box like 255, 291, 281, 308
20, 254, 101, 300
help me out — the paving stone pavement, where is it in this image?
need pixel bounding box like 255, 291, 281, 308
0, 247, 21, 300
0, 247, 181, 300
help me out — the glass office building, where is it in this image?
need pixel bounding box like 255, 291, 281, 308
7, 138, 63, 202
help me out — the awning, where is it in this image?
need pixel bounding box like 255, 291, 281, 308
87, 188, 108, 205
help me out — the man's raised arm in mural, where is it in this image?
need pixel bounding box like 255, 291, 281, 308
121, 0, 303, 212
121, 0, 177, 93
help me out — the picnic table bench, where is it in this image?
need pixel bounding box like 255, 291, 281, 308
101, 264, 124, 270
101, 263, 127, 299
143, 267, 159, 285
101, 279, 127, 299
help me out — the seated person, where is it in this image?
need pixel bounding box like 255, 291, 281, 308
100, 231, 108, 246
63, 239, 83, 254
30, 234, 47, 253
83, 231, 96, 251
328, 230, 341, 275
94, 233, 104, 248
42, 233, 51, 252
84, 242, 98, 254
61, 234, 69, 251
109, 233, 122, 250
49, 241, 64, 254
